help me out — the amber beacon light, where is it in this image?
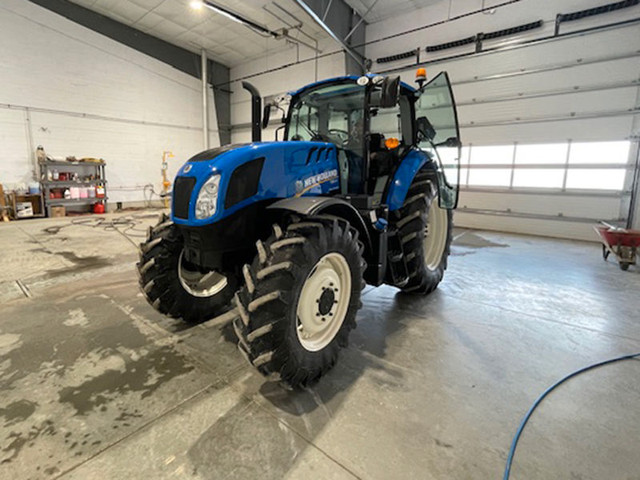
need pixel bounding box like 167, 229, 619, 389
415, 68, 427, 88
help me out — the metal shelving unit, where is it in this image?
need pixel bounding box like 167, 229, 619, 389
39, 160, 107, 216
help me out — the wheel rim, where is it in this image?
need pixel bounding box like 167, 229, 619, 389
177, 251, 228, 298
296, 252, 352, 352
423, 201, 448, 271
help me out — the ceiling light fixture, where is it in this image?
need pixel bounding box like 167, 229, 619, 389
195, 0, 278, 38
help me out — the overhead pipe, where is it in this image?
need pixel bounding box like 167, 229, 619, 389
293, 0, 365, 69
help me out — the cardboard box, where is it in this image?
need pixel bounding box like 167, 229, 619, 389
16, 202, 33, 218
50, 206, 66, 218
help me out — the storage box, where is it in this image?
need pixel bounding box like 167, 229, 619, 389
50, 206, 66, 218
16, 202, 33, 218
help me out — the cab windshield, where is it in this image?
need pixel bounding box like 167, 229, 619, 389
285, 82, 366, 159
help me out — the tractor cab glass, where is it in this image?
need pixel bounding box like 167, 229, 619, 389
286, 82, 365, 152
414, 72, 461, 208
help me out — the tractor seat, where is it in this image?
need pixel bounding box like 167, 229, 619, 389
368, 133, 396, 177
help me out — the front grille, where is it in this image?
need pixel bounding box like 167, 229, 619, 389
225, 157, 264, 209
173, 176, 196, 219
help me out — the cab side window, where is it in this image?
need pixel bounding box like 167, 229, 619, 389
290, 103, 319, 141
369, 103, 401, 142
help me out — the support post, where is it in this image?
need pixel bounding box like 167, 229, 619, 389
201, 49, 209, 150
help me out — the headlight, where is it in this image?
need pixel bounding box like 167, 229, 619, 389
195, 174, 220, 219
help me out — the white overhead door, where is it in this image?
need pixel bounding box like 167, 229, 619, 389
367, 1, 640, 240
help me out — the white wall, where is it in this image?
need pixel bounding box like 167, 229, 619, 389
0, 0, 217, 204
229, 38, 347, 144
365, 0, 640, 240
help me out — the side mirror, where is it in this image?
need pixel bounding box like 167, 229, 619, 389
369, 76, 401, 108
380, 76, 400, 108
416, 116, 436, 142
262, 104, 272, 129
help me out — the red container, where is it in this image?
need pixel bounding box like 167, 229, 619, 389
596, 226, 640, 248
93, 203, 105, 214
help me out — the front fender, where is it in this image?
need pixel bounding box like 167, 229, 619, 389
386, 149, 433, 211
267, 196, 372, 257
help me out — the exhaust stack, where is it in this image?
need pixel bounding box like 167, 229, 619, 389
242, 81, 262, 142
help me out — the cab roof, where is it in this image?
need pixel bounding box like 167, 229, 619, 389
290, 74, 416, 97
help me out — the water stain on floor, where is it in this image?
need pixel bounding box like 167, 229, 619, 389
453, 231, 509, 249
58, 345, 194, 416
189, 401, 306, 480
2, 419, 56, 464
27, 247, 112, 278
0, 399, 37, 426
451, 231, 510, 256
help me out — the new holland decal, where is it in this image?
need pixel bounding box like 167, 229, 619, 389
296, 169, 338, 196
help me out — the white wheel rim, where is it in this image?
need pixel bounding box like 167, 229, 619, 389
178, 251, 228, 298
424, 202, 448, 271
296, 252, 352, 352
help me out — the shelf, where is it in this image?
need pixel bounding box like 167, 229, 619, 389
12, 193, 43, 198
15, 214, 46, 219
39, 160, 105, 167
42, 181, 106, 187
46, 198, 106, 206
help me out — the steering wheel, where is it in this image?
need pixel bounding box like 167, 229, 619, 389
328, 129, 350, 146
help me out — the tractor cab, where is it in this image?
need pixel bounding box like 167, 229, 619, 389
275, 70, 461, 209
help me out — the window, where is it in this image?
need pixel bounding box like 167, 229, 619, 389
565, 169, 626, 190
470, 145, 514, 165
463, 141, 630, 191
467, 145, 513, 187
458, 146, 470, 186
370, 105, 401, 139
515, 143, 567, 164
513, 169, 564, 188
286, 81, 365, 157
569, 141, 630, 164
566, 141, 630, 190
288, 104, 318, 142
512, 143, 567, 188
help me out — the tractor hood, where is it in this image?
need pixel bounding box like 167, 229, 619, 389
171, 141, 341, 226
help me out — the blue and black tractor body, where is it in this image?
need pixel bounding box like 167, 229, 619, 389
138, 70, 461, 388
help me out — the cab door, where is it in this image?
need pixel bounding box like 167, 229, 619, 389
414, 72, 461, 209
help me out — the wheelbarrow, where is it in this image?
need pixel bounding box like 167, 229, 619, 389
594, 222, 640, 271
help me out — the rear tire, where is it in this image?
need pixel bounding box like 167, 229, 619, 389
391, 170, 453, 295
233, 216, 365, 388
137, 214, 237, 323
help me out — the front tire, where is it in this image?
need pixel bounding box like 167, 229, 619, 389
137, 214, 237, 323
233, 216, 365, 388
391, 170, 453, 294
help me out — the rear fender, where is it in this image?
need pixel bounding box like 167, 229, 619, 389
385, 149, 434, 211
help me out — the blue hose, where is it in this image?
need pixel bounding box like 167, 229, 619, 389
503, 352, 640, 480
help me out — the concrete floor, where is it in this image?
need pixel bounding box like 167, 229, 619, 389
1, 211, 639, 480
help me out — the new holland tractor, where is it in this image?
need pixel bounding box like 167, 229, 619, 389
138, 69, 461, 388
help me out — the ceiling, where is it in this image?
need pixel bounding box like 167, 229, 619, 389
67, 0, 331, 67
343, 0, 443, 24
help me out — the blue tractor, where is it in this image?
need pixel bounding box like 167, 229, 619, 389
138, 69, 461, 387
